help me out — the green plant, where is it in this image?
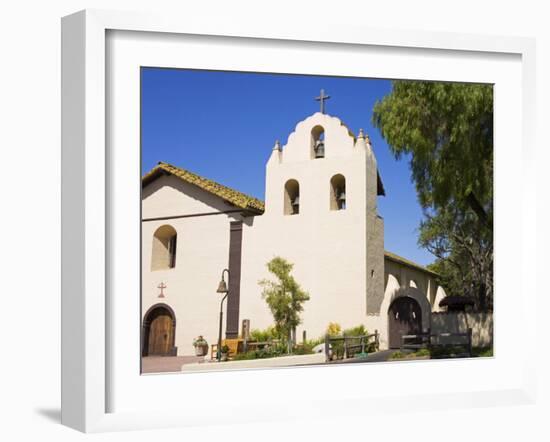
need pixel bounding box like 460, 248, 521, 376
390, 351, 405, 359
192, 335, 208, 347
258, 257, 310, 349
233, 344, 286, 361
415, 348, 431, 357
307, 336, 325, 348
326, 322, 341, 336
292, 340, 316, 355
220, 345, 230, 353
342, 324, 368, 337
249, 326, 279, 342
472, 346, 493, 357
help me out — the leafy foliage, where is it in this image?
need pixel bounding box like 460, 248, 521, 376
422, 206, 493, 309
258, 257, 310, 348
372, 81, 493, 214
326, 322, 342, 336
372, 81, 493, 310
249, 326, 279, 342
233, 344, 286, 361
342, 324, 368, 337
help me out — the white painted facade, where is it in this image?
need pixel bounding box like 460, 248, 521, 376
141, 112, 446, 356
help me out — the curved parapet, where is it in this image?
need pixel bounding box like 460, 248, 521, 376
276, 112, 361, 163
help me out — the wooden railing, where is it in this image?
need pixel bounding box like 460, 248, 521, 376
401, 328, 473, 357
324, 330, 379, 362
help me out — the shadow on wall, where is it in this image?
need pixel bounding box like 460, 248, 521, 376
431, 312, 493, 347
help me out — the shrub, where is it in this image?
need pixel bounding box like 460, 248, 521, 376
326, 322, 341, 336
233, 343, 286, 361
415, 348, 431, 357
342, 324, 368, 337
390, 351, 405, 359
472, 346, 493, 357
292, 345, 314, 355
249, 326, 279, 342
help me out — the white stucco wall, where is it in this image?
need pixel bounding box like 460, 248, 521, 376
238, 113, 378, 341
142, 175, 244, 356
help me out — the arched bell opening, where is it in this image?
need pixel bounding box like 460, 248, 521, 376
311, 125, 325, 159
330, 174, 346, 210
284, 179, 300, 215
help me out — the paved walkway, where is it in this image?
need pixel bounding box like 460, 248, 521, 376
143, 350, 398, 374
142, 356, 205, 374
181, 353, 326, 372
325, 349, 396, 364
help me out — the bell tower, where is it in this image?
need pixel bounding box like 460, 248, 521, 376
239, 92, 385, 338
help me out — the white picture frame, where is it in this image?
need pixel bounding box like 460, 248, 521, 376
61, 9, 537, 433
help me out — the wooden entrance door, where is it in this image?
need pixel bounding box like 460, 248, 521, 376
143, 306, 175, 356
388, 296, 422, 349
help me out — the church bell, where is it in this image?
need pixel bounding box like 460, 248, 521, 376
314, 139, 325, 158
338, 190, 346, 209
291, 195, 300, 213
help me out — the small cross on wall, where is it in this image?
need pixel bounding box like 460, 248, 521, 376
157, 282, 167, 298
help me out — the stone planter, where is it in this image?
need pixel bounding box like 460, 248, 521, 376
220, 352, 229, 362
194, 344, 208, 357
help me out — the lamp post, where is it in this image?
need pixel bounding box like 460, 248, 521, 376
215, 268, 230, 361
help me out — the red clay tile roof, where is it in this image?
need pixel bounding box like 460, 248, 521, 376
142, 162, 265, 214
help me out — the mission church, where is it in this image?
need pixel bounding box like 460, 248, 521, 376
141, 92, 447, 358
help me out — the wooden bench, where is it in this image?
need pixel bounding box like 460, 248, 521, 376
210, 338, 243, 360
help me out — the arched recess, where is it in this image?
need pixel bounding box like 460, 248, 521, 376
142, 303, 177, 356
330, 174, 346, 210
151, 225, 177, 271
409, 278, 426, 298
384, 273, 401, 295
311, 125, 325, 159
284, 179, 300, 215
388, 296, 422, 348
432, 286, 447, 312
379, 286, 432, 349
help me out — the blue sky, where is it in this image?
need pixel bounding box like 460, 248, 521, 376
141, 68, 434, 266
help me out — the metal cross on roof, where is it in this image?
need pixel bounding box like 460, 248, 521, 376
315, 89, 331, 114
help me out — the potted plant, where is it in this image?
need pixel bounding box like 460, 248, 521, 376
220, 344, 230, 361
192, 335, 209, 357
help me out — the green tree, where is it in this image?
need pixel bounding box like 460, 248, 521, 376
258, 257, 310, 350
421, 206, 493, 310
372, 81, 493, 223
372, 81, 493, 310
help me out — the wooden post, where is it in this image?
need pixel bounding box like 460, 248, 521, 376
343, 333, 347, 359
324, 334, 330, 362
303, 330, 306, 344
375, 329, 379, 351
467, 327, 472, 356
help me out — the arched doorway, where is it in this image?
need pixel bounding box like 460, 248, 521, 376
388, 296, 422, 349
142, 304, 177, 356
